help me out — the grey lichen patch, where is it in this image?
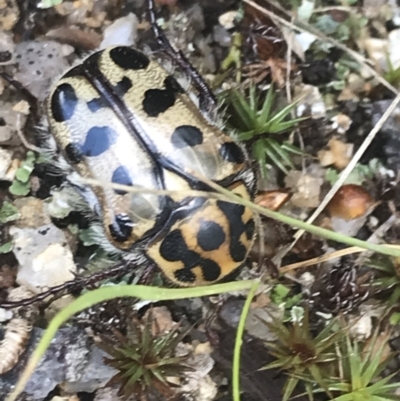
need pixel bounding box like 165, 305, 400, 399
15, 41, 74, 101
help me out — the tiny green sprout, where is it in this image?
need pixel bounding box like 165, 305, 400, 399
367, 255, 400, 307
220, 32, 243, 83
9, 151, 37, 196
384, 53, 400, 87
0, 242, 13, 254
261, 309, 342, 401
0, 201, 20, 224
313, 330, 400, 401
270, 284, 303, 322
98, 312, 191, 400
325, 159, 382, 186
36, 0, 63, 8
225, 84, 306, 177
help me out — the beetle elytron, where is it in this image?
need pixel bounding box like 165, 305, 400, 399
13, 0, 258, 292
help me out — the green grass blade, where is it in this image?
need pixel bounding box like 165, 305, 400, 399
264, 145, 290, 174
258, 84, 275, 126
230, 90, 256, 131
283, 377, 299, 401
282, 141, 304, 155
233, 281, 259, 401
267, 118, 305, 134
266, 138, 295, 169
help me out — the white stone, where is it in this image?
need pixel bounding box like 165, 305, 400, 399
348, 314, 372, 340
10, 224, 76, 294
100, 13, 138, 48
388, 29, 400, 70
0, 147, 12, 179
0, 308, 13, 322
330, 215, 368, 237
295, 85, 326, 119
218, 10, 237, 30
295, 31, 317, 53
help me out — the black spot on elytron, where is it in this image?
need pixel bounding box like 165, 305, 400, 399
171, 125, 203, 149
114, 76, 133, 97
245, 219, 255, 241
159, 229, 189, 262
81, 126, 117, 157
164, 75, 184, 94
108, 214, 133, 243
112, 166, 133, 195
173, 258, 221, 283
199, 259, 221, 281
51, 83, 78, 123
109, 47, 150, 70
87, 96, 108, 113
220, 142, 245, 164
142, 87, 176, 117
158, 227, 223, 284
174, 268, 196, 283
64, 142, 83, 164
217, 201, 247, 262
197, 220, 226, 251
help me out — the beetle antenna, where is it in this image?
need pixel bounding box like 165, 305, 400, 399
146, 0, 217, 113
0, 262, 131, 309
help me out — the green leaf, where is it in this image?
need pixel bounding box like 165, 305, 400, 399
0, 242, 13, 253
389, 312, 400, 325
297, 0, 315, 22
315, 14, 339, 35
270, 283, 290, 304
9, 180, 30, 196
37, 0, 63, 8
0, 201, 20, 224
16, 151, 36, 183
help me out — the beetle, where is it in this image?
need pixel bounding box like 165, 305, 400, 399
1, 0, 257, 310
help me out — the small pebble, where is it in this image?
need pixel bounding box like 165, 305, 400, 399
101, 13, 139, 48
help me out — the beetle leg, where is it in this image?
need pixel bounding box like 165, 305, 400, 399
136, 262, 157, 285
146, 0, 217, 114
0, 262, 131, 309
